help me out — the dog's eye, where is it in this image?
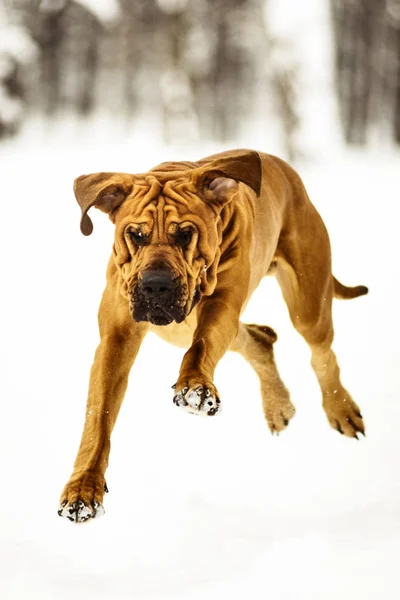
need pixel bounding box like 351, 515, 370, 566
128, 230, 148, 246
175, 228, 193, 247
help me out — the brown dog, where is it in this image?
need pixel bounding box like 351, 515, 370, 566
58, 149, 367, 523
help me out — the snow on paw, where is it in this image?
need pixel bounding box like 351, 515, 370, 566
58, 472, 106, 523
172, 384, 221, 416
58, 499, 104, 523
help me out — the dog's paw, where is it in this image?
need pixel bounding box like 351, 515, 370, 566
264, 400, 296, 435
58, 499, 105, 523
59, 473, 106, 524
172, 384, 221, 416
261, 382, 295, 434
324, 391, 365, 439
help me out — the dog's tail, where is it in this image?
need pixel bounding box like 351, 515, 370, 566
333, 276, 368, 300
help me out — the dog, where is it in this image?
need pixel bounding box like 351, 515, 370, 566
58, 149, 367, 523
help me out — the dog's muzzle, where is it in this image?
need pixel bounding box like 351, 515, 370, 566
130, 269, 192, 326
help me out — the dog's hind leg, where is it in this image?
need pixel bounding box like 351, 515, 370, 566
274, 217, 366, 438
231, 323, 295, 433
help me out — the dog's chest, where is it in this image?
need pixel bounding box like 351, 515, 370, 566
150, 312, 197, 348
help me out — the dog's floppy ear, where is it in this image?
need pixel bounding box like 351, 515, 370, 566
74, 172, 134, 236
199, 151, 262, 204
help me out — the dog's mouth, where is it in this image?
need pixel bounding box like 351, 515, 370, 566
144, 310, 175, 326
131, 297, 181, 326
129, 285, 200, 326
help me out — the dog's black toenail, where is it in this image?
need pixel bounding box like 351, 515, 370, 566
280, 412, 289, 426
207, 400, 213, 406
336, 420, 344, 434
104, 483, 109, 493
346, 416, 358, 432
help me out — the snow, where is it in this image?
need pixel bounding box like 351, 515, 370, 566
0, 24, 37, 65
74, 0, 121, 23
0, 118, 399, 599
39, 0, 121, 24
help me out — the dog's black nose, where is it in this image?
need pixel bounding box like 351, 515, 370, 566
140, 270, 174, 296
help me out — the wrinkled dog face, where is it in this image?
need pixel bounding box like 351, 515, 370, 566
110, 175, 224, 326
73, 152, 262, 326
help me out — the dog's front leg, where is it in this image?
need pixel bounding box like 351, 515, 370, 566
173, 289, 241, 416
59, 285, 148, 523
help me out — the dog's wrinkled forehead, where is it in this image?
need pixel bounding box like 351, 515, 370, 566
73, 150, 262, 235
115, 172, 205, 225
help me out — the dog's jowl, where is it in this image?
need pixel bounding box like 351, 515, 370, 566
58, 149, 368, 523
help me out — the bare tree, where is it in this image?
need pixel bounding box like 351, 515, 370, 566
331, 0, 400, 145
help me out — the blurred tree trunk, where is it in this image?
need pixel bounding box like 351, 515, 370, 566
331, 0, 374, 144
269, 63, 299, 162
395, 24, 400, 143
213, 18, 230, 141
120, 0, 158, 120
159, 2, 198, 143
331, 0, 400, 145
345, 3, 371, 144
38, 5, 67, 115
211, 0, 260, 142
76, 26, 98, 115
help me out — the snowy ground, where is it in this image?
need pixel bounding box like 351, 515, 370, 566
0, 121, 399, 599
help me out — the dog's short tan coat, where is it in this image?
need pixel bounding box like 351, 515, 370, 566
59, 149, 367, 523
